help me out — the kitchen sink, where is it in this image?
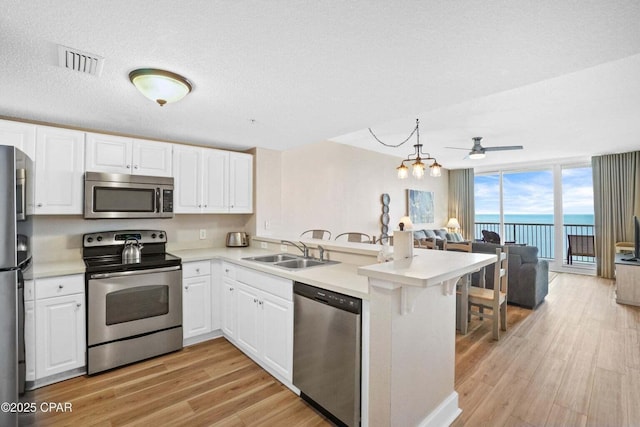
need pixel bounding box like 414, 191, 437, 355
247, 254, 298, 263
242, 253, 339, 270
274, 258, 326, 269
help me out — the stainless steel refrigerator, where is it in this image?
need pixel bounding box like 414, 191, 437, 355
0, 145, 32, 427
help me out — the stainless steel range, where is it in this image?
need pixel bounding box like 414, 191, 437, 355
83, 230, 182, 375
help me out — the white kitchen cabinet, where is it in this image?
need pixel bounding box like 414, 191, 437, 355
182, 261, 212, 340
259, 290, 293, 379
34, 126, 85, 214
222, 263, 293, 381
85, 133, 173, 177
173, 145, 253, 213
235, 282, 261, 357
0, 119, 36, 160
229, 152, 253, 213
34, 274, 85, 380
221, 263, 237, 339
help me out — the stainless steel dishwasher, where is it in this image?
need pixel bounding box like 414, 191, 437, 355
293, 282, 362, 427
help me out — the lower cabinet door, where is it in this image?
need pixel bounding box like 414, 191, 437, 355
35, 293, 85, 379
182, 275, 212, 339
260, 292, 293, 381
221, 279, 237, 339
235, 283, 260, 357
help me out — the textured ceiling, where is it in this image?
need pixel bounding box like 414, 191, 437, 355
1, 1, 640, 169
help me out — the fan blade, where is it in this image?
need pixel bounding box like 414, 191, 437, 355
444, 146, 469, 150
483, 145, 523, 152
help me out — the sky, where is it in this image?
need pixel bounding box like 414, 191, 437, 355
475, 166, 594, 216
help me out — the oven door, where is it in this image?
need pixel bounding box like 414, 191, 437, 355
87, 266, 182, 346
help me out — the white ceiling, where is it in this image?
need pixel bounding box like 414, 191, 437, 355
1, 1, 640, 170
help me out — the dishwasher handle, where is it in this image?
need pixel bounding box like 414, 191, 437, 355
294, 281, 361, 314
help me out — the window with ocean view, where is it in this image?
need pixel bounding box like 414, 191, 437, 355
475, 165, 595, 270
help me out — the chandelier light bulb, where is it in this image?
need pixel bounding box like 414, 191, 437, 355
397, 163, 409, 179
412, 160, 425, 178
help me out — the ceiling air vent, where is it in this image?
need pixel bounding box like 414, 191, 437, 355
57, 45, 104, 76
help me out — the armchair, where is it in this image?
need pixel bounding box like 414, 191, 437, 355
471, 242, 549, 309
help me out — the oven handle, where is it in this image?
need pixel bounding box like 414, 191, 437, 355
89, 265, 181, 280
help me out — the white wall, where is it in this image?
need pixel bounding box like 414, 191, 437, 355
272, 140, 449, 240
248, 147, 282, 237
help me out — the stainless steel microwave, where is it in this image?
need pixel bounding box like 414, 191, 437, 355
84, 172, 174, 219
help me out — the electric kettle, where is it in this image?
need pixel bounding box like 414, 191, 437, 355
122, 238, 144, 263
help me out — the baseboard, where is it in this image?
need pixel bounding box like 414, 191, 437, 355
417, 391, 461, 427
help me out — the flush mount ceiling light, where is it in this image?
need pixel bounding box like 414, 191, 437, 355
369, 118, 442, 179
129, 68, 192, 107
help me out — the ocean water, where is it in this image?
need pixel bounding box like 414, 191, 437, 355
474, 214, 595, 259
475, 214, 594, 225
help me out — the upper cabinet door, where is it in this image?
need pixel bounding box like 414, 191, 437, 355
202, 149, 228, 213
85, 133, 132, 174
229, 152, 253, 213
0, 119, 36, 160
132, 139, 173, 177
34, 126, 85, 214
173, 145, 202, 213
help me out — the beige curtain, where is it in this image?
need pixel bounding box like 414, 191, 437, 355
448, 168, 475, 240
592, 151, 640, 278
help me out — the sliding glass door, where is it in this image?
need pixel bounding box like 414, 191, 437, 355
475, 164, 594, 272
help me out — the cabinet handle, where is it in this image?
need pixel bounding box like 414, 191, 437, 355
127, 164, 131, 169
76, 303, 82, 308
258, 300, 263, 307
58, 285, 64, 289
225, 269, 229, 273
198, 204, 202, 208
37, 203, 43, 207
229, 287, 234, 291
184, 285, 188, 290
134, 165, 138, 169
204, 204, 207, 208
195, 268, 200, 273
253, 298, 258, 303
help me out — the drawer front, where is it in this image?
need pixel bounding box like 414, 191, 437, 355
36, 274, 85, 299
222, 263, 236, 280
236, 265, 292, 301
183, 260, 211, 278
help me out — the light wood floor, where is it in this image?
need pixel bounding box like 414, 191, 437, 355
24, 273, 639, 426
453, 273, 640, 427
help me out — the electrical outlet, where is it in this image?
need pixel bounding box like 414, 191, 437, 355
261, 242, 268, 249
199, 229, 206, 240
280, 244, 288, 252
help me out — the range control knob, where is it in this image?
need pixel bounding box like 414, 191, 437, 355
87, 237, 94, 243
151, 233, 157, 239
159, 233, 165, 239
96, 236, 103, 242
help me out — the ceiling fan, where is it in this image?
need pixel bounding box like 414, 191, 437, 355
446, 137, 523, 159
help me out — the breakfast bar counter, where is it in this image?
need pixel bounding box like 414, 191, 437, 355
358, 251, 496, 427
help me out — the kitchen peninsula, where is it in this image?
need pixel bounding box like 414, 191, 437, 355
30, 235, 496, 427
251, 236, 496, 427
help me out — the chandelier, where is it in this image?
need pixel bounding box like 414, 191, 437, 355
369, 118, 442, 179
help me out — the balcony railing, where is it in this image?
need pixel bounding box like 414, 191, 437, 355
474, 222, 595, 264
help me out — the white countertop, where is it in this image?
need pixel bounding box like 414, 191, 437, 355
358, 250, 497, 287
171, 247, 371, 300
28, 246, 371, 300
28, 243, 496, 301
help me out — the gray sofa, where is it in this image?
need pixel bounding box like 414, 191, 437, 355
471, 242, 549, 309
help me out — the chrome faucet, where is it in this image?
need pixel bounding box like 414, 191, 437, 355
318, 245, 325, 261
281, 240, 309, 258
